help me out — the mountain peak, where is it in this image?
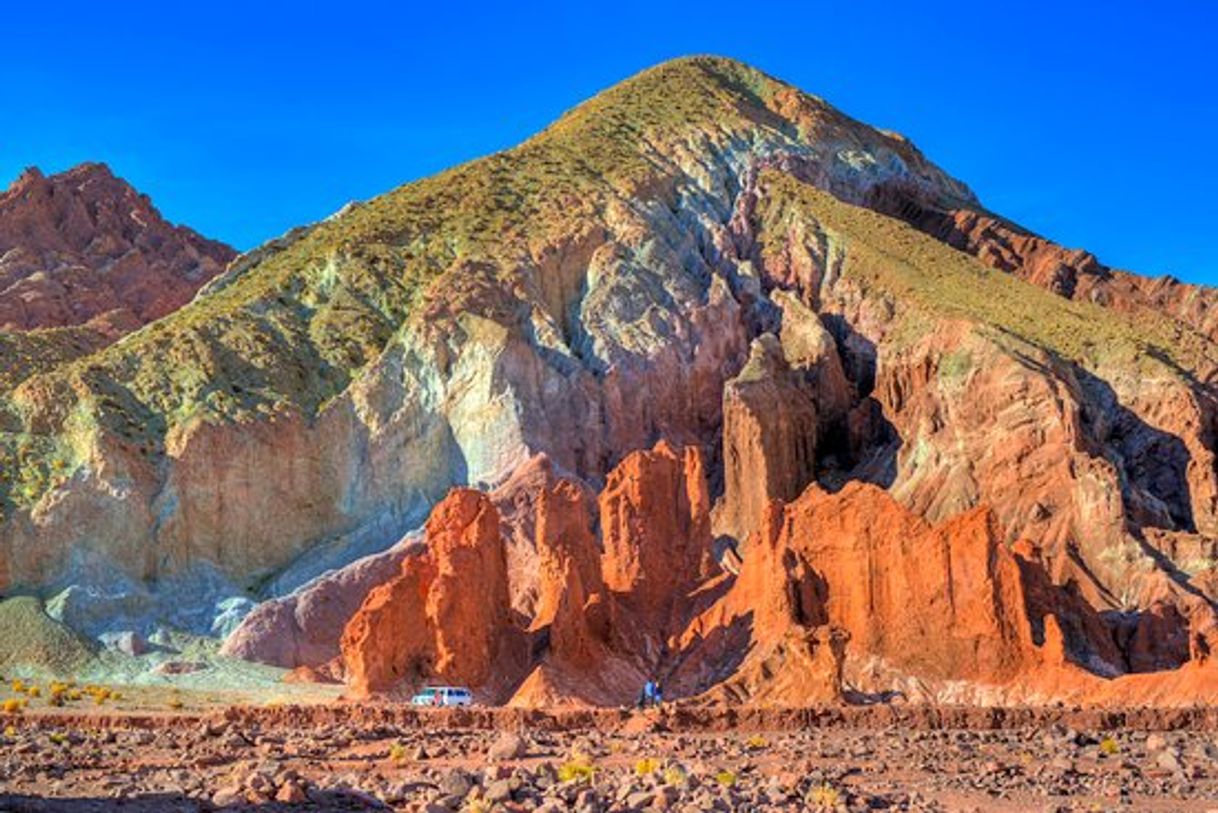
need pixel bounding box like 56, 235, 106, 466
0, 162, 235, 334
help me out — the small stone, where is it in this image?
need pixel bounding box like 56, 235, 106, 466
276, 780, 308, 803
486, 779, 515, 803
489, 732, 528, 761
439, 768, 474, 798
212, 786, 244, 806
1156, 750, 1183, 772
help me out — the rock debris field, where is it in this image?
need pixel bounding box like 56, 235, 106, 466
2, 704, 1218, 811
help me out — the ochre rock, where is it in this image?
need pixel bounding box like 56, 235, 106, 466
317, 440, 1215, 707
532, 477, 606, 656
340, 489, 523, 698
599, 441, 714, 638
224, 455, 591, 673
491, 453, 597, 621
771, 289, 852, 432
780, 482, 1097, 682
696, 482, 1123, 701
340, 552, 437, 698
673, 495, 844, 705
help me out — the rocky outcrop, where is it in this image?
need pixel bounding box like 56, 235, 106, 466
335, 442, 717, 705
0, 163, 233, 334
772, 290, 852, 431
719, 335, 819, 542
599, 441, 714, 644
532, 477, 605, 647
219, 453, 583, 672
266, 436, 1218, 708
492, 454, 597, 620
341, 490, 525, 699
775, 482, 1119, 683
508, 477, 631, 707
680, 480, 1205, 706
677, 495, 848, 705
859, 320, 1216, 611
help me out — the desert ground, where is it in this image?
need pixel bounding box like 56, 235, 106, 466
2, 684, 1217, 812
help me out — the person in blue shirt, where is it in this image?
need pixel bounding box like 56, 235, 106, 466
637, 678, 664, 708
638, 680, 656, 708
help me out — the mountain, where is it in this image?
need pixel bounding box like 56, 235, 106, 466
0, 163, 234, 336
2, 57, 1216, 705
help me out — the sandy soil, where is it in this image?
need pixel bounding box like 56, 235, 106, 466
2, 693, 1218, 812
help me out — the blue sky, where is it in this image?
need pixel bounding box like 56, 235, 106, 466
6, 1, 1216, 285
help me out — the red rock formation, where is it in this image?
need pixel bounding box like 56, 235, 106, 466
532, 477, 606, 652
677, 497, 849, 705
318, 440, 1218, 707
491, 453, 597, 620
777, 482, 1121, 682
341, 489, 525, 698
507, 476, 636, 707
719, 335, 819, 542
0, 164, 234, 335
683, 482, 1132, 704
599, 441, 714, 640
220, 535, 426, 668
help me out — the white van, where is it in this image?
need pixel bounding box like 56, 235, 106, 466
410, 686, 473, 707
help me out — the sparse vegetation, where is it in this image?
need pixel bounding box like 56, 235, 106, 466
745, 733, 769, 750
808, 782, 841, 808
752, 172, 1218, 384
662, 763, 688, 787
634, 756, 660, 776
557, 756, 596, 783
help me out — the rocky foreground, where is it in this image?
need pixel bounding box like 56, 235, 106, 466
2, 705, 1218, 812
